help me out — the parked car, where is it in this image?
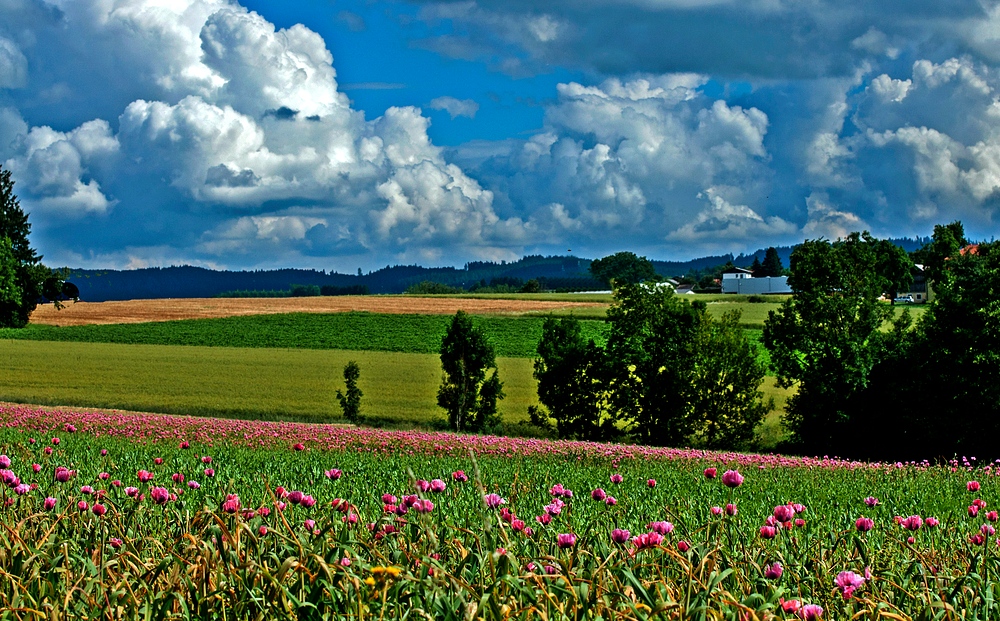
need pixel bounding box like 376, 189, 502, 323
893, 295, 914, 304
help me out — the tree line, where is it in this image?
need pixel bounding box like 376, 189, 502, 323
765, 223, 999, 461
420, 225, 999, 462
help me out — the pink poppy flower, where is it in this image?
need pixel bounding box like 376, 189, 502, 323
609, 473, 623, 484
835, 570, 865, 599
631, 532, 663, 550
43, 497, 57, 511
221, 493, 240, 513
150, 487, 170, 505
968, 481, 981, 492
725, 503, 738, 516
649, 521, 674, 535
452, 470, 469, 482
557, 533, 577, 548
764, 562, 783, 579
647, 479, 656, 488
721, 470, 743, 488
798, 604, 823, 620
901, 515, 923, 530
677, 540, 690, 552
611, 528, 630, 544
591, 488, 607, 501
320, 469, 341, 482
430, 479, 447, 493
483, 493, 506, 509
856, 517, 874, 532
773, 505, 795, 522
704, 467, 717, 479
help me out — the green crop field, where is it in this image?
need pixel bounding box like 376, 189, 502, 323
0, 312, 610, 358
0, 340, 539, 427
0, 339, 791, 444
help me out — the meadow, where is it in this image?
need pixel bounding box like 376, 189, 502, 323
0, 299, 789, 441
0, 403, 993, 619
0, 339, 791, 441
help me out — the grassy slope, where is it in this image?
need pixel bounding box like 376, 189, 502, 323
0, 338, 792, 445
0, 340, 539, 426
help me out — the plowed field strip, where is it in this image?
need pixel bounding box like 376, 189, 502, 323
29, 296, 607, 326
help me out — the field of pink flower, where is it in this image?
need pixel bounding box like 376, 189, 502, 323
0, 404, 997, 620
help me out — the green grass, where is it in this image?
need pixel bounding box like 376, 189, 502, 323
0, 312, 610, 358
0, 340, 540, 427
0, 336, 793, 445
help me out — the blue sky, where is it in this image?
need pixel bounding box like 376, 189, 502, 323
2, 0, 999, 271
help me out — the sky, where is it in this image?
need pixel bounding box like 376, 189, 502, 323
2, 0, 1000, 272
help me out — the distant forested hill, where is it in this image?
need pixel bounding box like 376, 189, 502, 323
61, 238, 930, 301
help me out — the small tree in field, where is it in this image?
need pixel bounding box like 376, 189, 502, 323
336, 361, 363, 424
438, 311, 504, 432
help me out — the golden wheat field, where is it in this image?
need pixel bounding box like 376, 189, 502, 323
28, 295, 608, 326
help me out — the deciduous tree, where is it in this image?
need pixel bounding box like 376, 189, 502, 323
589, 252, 657, 287
763, 232, 901, 452
531, 316, 615, 441
606, 283, 769, 448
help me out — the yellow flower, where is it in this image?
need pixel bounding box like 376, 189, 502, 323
370, 566, 402, 579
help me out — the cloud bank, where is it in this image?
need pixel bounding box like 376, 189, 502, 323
0, 0, 999, 270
